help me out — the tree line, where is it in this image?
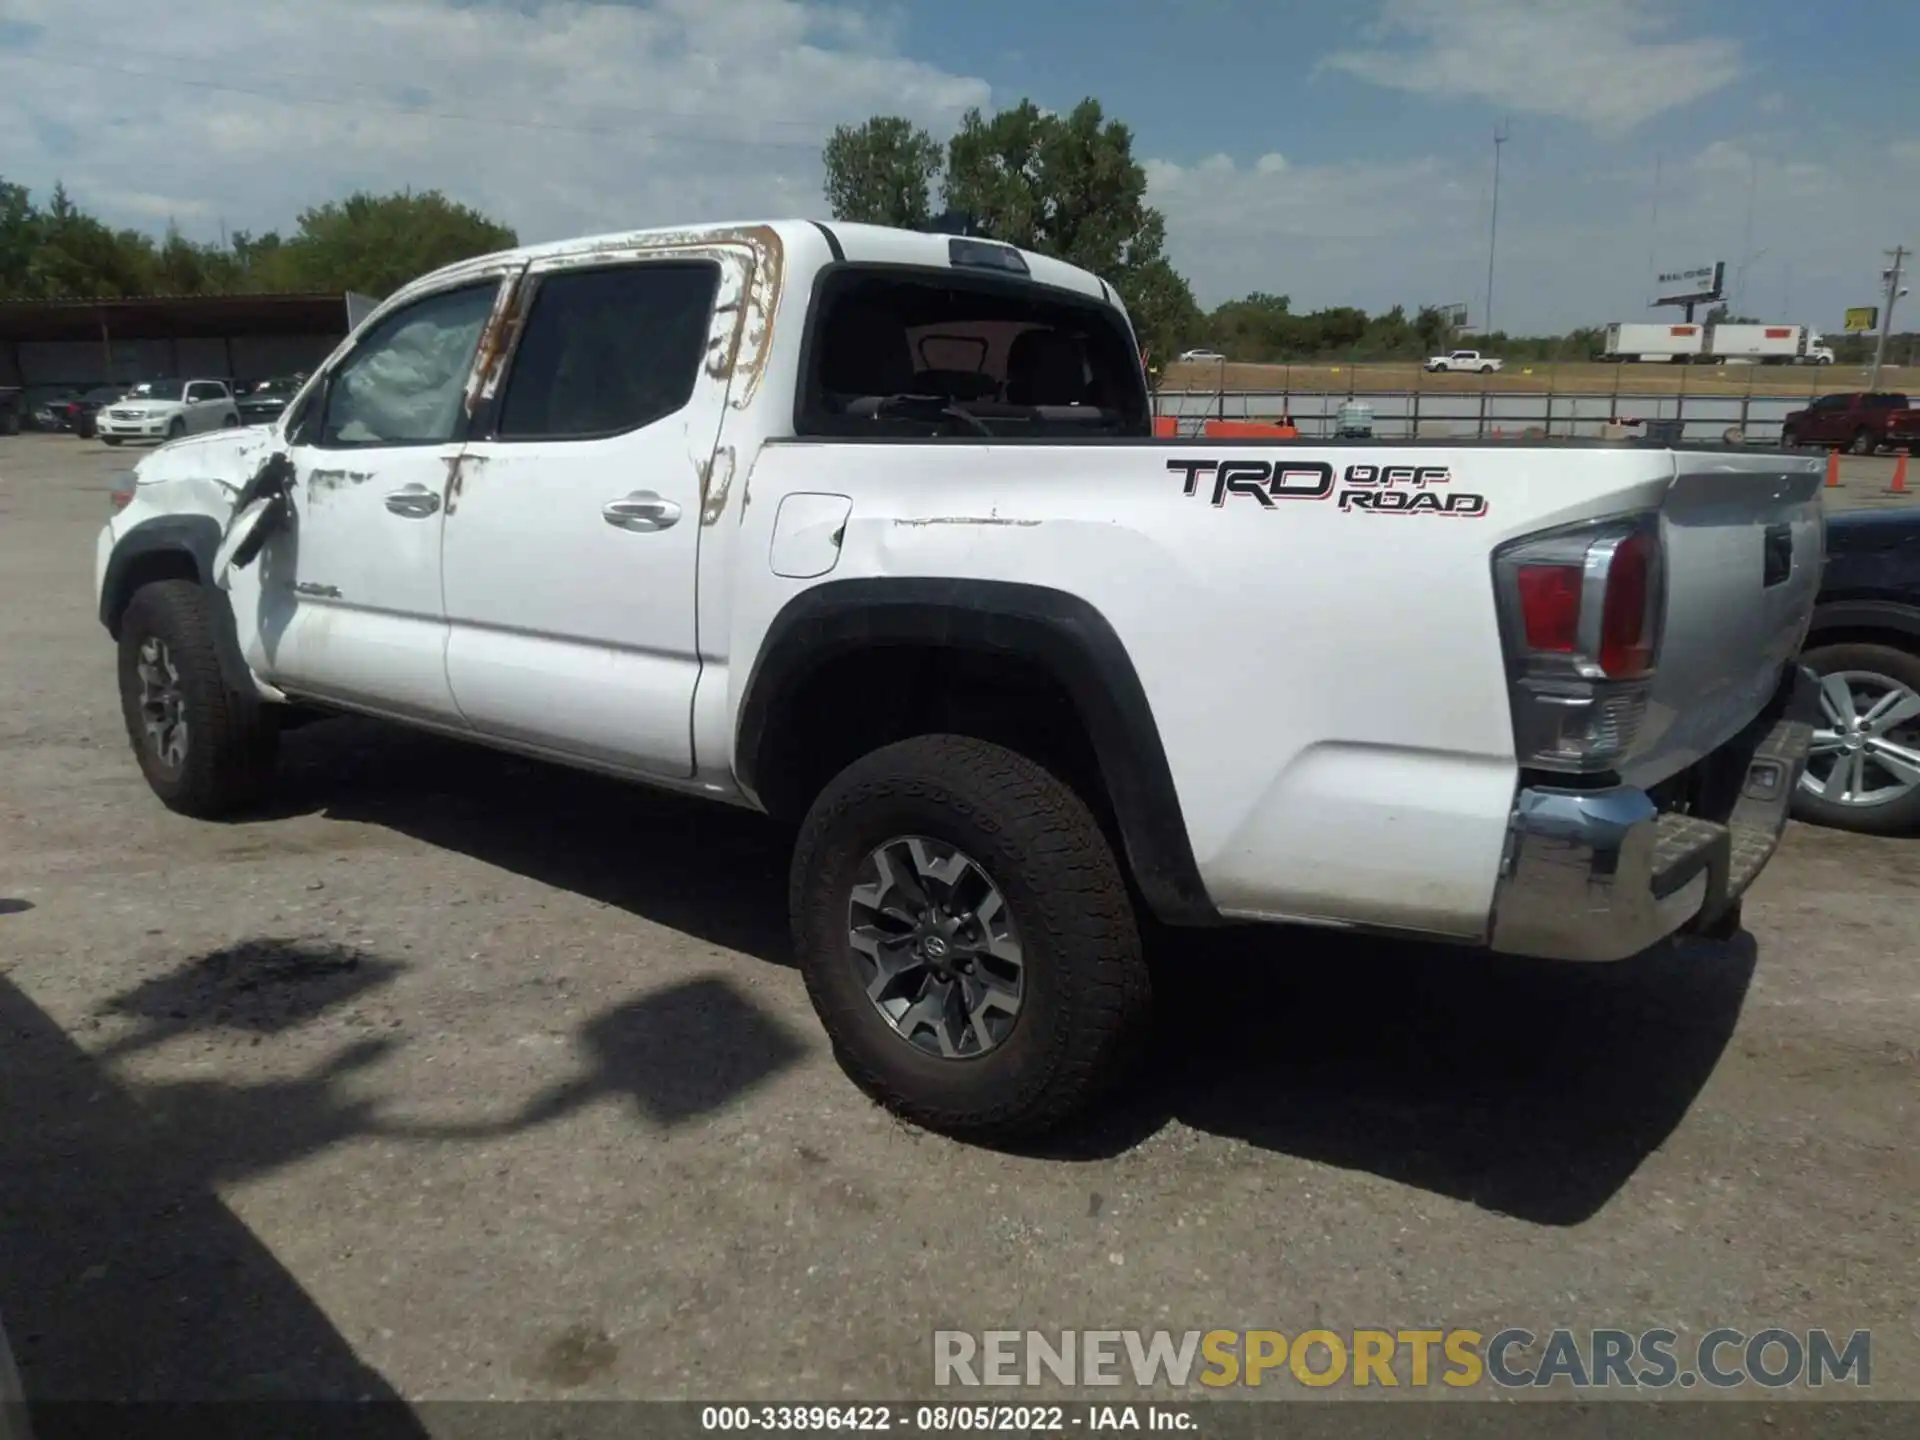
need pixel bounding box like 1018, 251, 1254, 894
0, 179, 516, 302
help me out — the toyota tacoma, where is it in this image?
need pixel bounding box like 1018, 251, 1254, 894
95, 219, 1823, 1140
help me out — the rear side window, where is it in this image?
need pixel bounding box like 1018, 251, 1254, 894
797, 268, 1150, 439
496, 262, 720, 441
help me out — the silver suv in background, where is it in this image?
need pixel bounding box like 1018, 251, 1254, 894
95, 378, 241, 446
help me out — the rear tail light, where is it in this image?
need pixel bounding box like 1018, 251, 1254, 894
1494, 514, 1665, 773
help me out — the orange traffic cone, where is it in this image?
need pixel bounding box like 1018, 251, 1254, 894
1889, 451, 1910, 495
1825, 449, 1841, 489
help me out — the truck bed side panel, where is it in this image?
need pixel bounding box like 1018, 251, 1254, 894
725, 442, 1701, 939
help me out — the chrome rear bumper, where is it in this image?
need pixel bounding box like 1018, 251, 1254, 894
1489, 664, 1819, 962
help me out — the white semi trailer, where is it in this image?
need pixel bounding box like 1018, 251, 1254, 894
1602, 321, 1834, 365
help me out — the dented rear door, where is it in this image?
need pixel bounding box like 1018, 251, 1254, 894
440, 245, 754, 777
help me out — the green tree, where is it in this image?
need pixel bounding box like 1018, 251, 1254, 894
0, 177, 41, 298
1413, 305, 1453, 358
822, 117, 944, 228
27, 182, 157, 298
1207, 291, 1295, 361
277, 189, 518, 298
938, 98, 1200, 358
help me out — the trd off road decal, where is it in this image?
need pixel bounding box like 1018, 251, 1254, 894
1167, 459, 1489, 517
1337, 462, 1488, 516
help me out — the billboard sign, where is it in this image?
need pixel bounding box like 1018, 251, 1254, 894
1650, 260, 1725, 307
1844, 306, 1879, 333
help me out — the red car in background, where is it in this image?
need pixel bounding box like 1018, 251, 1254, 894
1781, 391, 1920, 455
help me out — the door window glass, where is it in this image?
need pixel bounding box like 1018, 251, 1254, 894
319, 282, 500, 448
495, 262, 720, 441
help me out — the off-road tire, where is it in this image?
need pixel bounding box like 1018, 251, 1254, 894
116, 580, 279, 817
790, 734, 1151, 1143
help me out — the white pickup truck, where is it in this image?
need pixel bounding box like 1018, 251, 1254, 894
96, 219, 1823, 1141
1425, 349, 1503, 374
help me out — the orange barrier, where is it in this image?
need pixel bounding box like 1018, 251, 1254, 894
1890, 450, 1910, 495
1825, 449, 1841, 488
1201, 419, 1300, 439
1152, 415, 1178, 437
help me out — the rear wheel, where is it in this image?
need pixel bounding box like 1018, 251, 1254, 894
1792, 642, 1920, 836
116, 580, 279, 817
1480, 363, 1494, 373
790, 734, 1151, 1143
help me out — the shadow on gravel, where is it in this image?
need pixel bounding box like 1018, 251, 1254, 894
1055, 925, 1760, 1226
0, 973, 425, 1429
1, 926, 805, 1418
275, 716, 1756, 1226
279, 719, 793, 966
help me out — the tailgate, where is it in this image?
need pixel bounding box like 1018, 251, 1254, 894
1618, 450, 1825, 790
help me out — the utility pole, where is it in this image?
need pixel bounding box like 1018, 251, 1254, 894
1870, 245, 1909, 391
1484, 121, 1508, 336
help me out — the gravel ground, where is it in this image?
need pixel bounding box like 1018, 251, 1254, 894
0, 433, 1914, 1419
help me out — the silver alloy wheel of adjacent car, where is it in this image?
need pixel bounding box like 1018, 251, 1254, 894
136, 635, 189, 772
1802, 670, 1920, 808
846, 835, 1025, 1060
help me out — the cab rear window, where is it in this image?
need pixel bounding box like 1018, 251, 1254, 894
796, 267, 1149, 440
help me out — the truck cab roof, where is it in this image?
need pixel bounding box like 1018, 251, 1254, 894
385, 219, 1114, 315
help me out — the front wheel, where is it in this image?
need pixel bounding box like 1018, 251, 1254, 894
1780, 426, 1798, 448
116, 580, 279, 817
1792, 642, 1920, 836
102, 435, 122, 447
166, 418, 186, 440
1850, 428, 1876, 456
790, 734, 1151, 1143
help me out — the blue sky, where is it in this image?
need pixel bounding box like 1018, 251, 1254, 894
0, 0, 1915, 332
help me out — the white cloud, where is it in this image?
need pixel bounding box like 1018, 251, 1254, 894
1145, 151, 1479, 310
1321, 0, 1744, 133
1145, 137, 1916, 332
0, 0, 991, 247
0, 0, 1907, 333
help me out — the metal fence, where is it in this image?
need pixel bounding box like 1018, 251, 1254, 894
1152, 388, 1820, 443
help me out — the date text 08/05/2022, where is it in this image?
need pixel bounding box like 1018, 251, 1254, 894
699, 1404, 1193, 1432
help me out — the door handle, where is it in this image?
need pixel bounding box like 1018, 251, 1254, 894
602, 491, 682, 532
384, 484, 441, 518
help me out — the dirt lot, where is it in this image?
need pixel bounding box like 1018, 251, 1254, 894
1160, 357, 1911, 397
1, 433, 1915, 1417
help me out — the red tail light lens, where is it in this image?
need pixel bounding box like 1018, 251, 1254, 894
1598, 529, 1655, 678
1516, 564, 1581, 653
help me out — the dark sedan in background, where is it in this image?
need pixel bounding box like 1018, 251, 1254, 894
1795, 507, 1920, 835
42, 386, 130, 438
236, 375, 304, 425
